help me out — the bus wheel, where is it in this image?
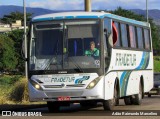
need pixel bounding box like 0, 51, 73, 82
124, 96, 133, 105
132, 83, 143, 105
148, 94, 151, 97
103, 86, 118, 110
47, 101, 60, 112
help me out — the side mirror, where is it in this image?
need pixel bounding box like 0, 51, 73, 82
104, 28, 113, 48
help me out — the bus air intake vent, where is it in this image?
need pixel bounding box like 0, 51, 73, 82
45, 91, 83, 97
66, 84, 85, 87
43, 85, 64, 88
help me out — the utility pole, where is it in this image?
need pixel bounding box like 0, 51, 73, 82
23, 0, 28, 79
146, 0, 149, 22
85, 0, 91, 12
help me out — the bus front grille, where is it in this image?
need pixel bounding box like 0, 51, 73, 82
45, 91, 83, 97
43, 85, 63, 88
66, 84, 85, 87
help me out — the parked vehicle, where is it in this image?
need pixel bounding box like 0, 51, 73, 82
148, 73, 160, 97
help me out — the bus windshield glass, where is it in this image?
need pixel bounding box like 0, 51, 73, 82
29, 20, 101, 71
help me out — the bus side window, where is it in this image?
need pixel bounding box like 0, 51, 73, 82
120, 23, 128, 48
113, 21, 121, 47
144, 29, 151, 50
129, 25, 137, 48
137, 27, 144, 49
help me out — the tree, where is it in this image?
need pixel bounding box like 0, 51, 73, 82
7, 29, 25, 72
1, 11, 32, 25
0, 34, 17, 71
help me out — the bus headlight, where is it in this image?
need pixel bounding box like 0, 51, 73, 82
86, 76, 103, 89
35, 84, 40, 89
30, 79, 43, 90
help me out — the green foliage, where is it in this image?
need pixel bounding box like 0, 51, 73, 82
154, 56, 160, 72
0, 35, 18, 71
150, 23, 160, 49
7, 29, 25, 72
1, 11, 32, 25
0, 75, 22, 85
111, 7, 146, 21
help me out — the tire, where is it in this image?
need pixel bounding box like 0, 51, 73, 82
132, 83, 143, 105
47, 101, 60, 113
124, 96, 133, 105
103, 85, 118, 110
148, 94, 151, 97
114, 85, 119, 106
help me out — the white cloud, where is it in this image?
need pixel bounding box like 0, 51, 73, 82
29, 0, 84, 10
28, 0, 160, 10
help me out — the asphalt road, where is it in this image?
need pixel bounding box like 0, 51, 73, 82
0, 95, 160, 118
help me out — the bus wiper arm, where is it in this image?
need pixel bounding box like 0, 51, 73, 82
69, 58, 84, 73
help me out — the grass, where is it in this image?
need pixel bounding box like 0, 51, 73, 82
154, 56, 160, 72
0, 75, 45, 105
9, 77, 29, 103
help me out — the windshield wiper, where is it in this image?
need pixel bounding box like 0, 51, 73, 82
69, 58, 84, 73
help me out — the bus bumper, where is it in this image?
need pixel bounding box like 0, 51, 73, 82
28, 79, 104, 102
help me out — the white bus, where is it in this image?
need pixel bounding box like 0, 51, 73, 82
27, 12, 153, 112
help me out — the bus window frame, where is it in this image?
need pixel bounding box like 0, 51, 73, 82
120, 23, 129, 48
136, 26, 145, 50
143, 28, 151, 50
110, 19, 152, 52
113, 21, 122, 47
128, 25, 137, 48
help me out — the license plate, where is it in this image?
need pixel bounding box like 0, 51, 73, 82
58, 96, 70, 101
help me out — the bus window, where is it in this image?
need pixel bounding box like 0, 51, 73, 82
104, 18, 112, 48
120, 23, 128, 47
144, 29, 151, 50
129, 25, 137, 48
112, 22, 118, 46
114, 21, 121, 47
137, 27, 144, 49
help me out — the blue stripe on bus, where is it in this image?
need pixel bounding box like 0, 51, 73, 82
120, 71, 127, 87
32, 17, 53, 22
54, 16, 64, 19
120, 52, 150, 96
76, 15, 99, 19
33, 15, 99, 21
136, 52, 146, 70
66, 16, 75, 19
120, 52, 146, 87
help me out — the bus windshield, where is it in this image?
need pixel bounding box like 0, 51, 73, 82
29, 20, 101, 71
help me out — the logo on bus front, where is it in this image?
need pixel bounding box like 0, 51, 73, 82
50, 76, 90, 84
51, 77, 75, 83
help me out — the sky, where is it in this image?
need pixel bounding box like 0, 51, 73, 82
0, 0, 160, 10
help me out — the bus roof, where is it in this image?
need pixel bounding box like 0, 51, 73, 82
32, 12, 150, 27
